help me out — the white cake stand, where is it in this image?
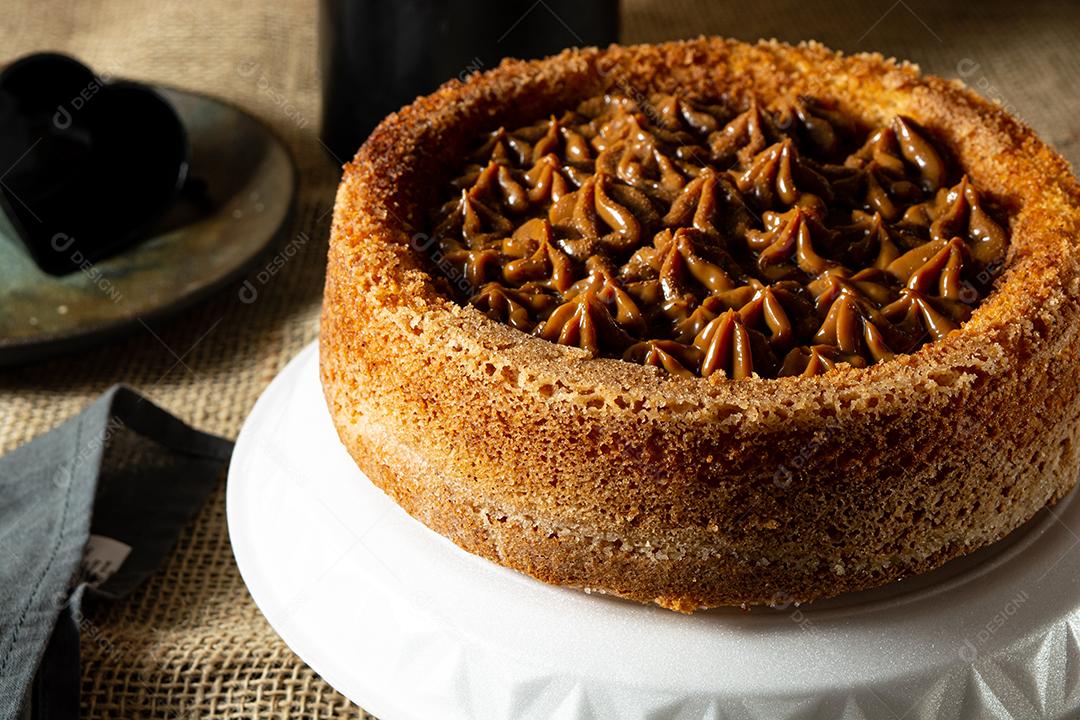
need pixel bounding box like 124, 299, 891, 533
227, 342, 1080, 720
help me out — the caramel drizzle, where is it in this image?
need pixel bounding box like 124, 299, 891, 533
434, 93, 1009, 380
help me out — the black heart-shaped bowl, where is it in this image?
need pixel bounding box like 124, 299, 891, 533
0, 52, 188, 275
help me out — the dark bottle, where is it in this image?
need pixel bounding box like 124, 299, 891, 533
318, 0, 620, 163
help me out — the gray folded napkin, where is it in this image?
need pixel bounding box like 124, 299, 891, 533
0, 386, 232, 720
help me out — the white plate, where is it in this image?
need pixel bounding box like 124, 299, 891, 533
228, 342, 1080, 720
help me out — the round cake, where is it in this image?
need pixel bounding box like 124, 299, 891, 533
320, 38, 1080, 611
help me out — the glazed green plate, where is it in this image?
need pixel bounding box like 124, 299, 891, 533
0, 86, 297, 366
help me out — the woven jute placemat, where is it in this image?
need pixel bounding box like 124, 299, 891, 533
1, 0, 1076, 717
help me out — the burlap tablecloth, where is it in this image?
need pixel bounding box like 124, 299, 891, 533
1, 1, 1076, 717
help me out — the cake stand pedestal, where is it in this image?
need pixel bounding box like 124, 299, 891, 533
228, 342, 1080, 720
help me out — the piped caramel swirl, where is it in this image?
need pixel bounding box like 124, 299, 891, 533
426, 93, 1009, 379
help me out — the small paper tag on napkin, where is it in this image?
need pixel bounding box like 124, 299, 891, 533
80, 535, 132, 589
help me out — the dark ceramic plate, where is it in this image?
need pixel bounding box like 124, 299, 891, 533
0, 86, 297, 366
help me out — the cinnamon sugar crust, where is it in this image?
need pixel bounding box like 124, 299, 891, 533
320, 38, 1080, 611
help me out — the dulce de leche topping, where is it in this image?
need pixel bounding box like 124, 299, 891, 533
426, 93, 1009, 379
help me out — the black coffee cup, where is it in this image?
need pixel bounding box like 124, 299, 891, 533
0, 53, 189, 275
318, 0, 620, 163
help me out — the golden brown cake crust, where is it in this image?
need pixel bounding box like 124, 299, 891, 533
320, 38, 1080, 611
